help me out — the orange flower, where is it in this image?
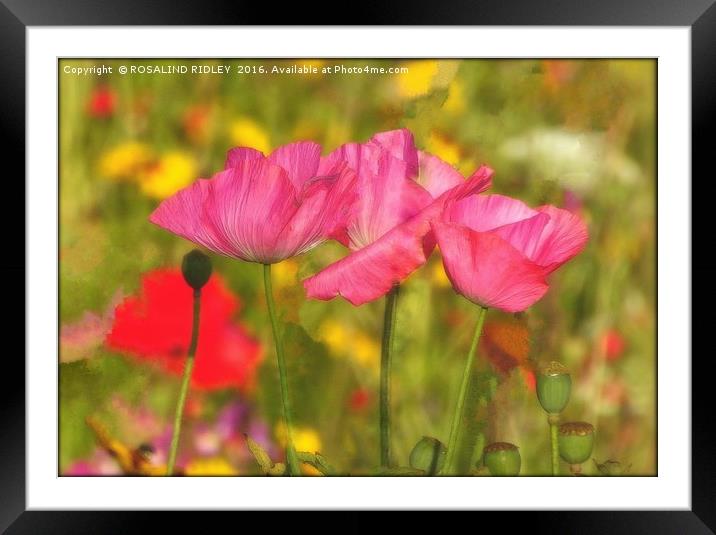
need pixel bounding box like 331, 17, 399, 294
183, 105, 213, 144
481, 318, 530, 374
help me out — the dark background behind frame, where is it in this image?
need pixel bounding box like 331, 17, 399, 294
2, 0, 708, 532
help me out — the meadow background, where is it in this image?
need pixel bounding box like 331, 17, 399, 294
59, 58, 656, 476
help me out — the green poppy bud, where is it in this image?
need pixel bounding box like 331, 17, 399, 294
409, 436, 447, 474
536, 361, 571, 414
483, 442, 521, 476
181, 249, 212, 290
558, 422, 595, 465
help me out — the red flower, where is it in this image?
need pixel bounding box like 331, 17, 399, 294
87, 85, 117, 118
521, 368, 537, 392
601, 329, 626, 362
348, 388, 371, 412
106, 269, 262, 391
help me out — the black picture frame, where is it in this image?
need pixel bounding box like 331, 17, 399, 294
3, 1, 706, 532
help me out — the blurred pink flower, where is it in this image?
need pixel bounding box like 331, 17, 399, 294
149, 141, 356, 264
433, 194, 588, 312
303, 129, 493, 305
60, 290, 123, 363
64, 449, 122, 476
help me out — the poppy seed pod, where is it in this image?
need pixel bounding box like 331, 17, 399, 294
536, 361, 571, 414
409, 436, 447, 474
558, 422, 595, 465
181, 249, 212, 290
483, 442, 521, 476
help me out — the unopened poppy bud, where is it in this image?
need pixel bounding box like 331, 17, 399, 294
536, 361, 571, 414
409, 436, 447, 474
483, 442, 521, 476
558, 422, 595, 465
181, 249, 212, 290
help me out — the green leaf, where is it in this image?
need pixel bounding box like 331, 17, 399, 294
268, 463, 286, 476
296, 451, 337, 476
245, 435, 275, 474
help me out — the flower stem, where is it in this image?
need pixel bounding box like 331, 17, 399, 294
444, 306, 488, 475
263, 264, 300, 476
166, 288, 201, 476
380, 285, 400, 468
549, 414, 560, 476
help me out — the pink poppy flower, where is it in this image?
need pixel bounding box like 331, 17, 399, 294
433, 194, 588, 312
149, 141, 356, 264
303, 129, 494, 305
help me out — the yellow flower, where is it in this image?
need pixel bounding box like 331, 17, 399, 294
184, 457, 238, 476
427, 132, 461, 167
229, 117, 271, 153
318, 319, 380, 372
396, 60, 439, 98
296, 428, 322, 453
274, 423, 323, 475
352, 332, 380, 371
271, 259, 299, 289
431, 258, 451, 288
443, 79, 466, 114
98, 141, 154, 181
319, 319, 350, 356
275, 422, 322, 453
139, 151, 198, 199
300, 60, 325, 76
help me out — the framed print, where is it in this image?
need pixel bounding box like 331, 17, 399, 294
5, 0, 707, 532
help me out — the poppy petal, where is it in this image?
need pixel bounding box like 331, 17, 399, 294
225, 146, 265, 168
432, 221, 548, 313
304, 167, 493, 305
268, 141, 322, 190
531, 205, 589, 273
417, 151, 464, 198
275, 162, 357, 258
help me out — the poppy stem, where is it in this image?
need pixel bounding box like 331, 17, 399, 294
444, 306, 488, 475
166, 288, 201, 476
263, 263, 300, 476
380, 284, 400, 468
549, 414, 560, 475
